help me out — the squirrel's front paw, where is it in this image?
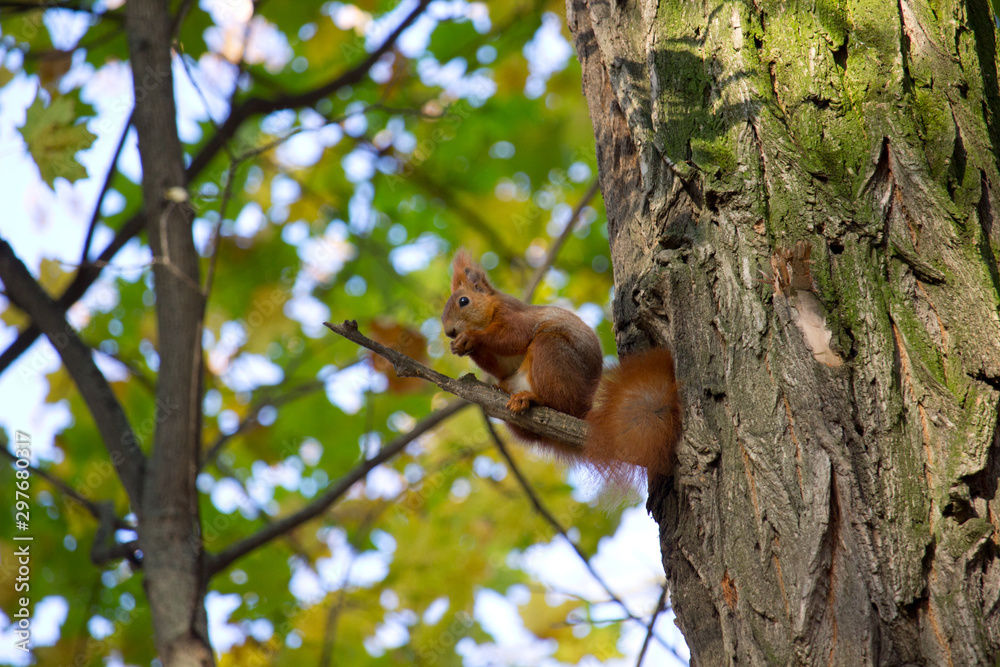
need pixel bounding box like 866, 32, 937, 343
451, 332, 474, 356
507, 392, 535, 413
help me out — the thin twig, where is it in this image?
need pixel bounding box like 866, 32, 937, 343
318, 552, 355, 667
200, 378, 326, 470
202, 160, 236, 298
212, 456, 319, 565
2, 447, 99, 522
178, 52, 226, 138
323, 320, 587, 447
480, 411, 674, 652
636, 584, 669, 666
0, 445, 137, 562
188, 0, 433, 179
523, 179, 601, 303
204, 400, 470, 577
94, 348, 156, 395
318, 493, 395, 667
90, 500, 141, 567
81, 112, 134, 266
404, 168, 521, 266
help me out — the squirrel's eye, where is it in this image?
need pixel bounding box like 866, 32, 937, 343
458, 296, 470, 307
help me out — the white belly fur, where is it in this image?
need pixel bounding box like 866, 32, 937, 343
504, 368, 532, 394
494, 354, 524, 379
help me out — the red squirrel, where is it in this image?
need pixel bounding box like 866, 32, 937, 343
441, 250, 681, 484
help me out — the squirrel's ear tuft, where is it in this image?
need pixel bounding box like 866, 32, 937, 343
451, 249, 494, 293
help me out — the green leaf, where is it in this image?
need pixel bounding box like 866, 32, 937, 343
18, 90, 97, 188
427, 19, 480, 62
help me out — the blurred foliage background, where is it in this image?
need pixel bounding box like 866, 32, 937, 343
0, 0, 686, 664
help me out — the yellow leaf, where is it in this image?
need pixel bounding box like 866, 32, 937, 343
39, 257, 76, 298
219, 637, 281, 667
45, 366, 74, 404
553, 623, 623, 663
518, 590, 577, 640
0, 302, 29, 330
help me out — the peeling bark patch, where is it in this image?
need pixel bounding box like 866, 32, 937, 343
721, 569, 738, 609
783, 394, 806, 501
924, 588, 957, 667
770, 242, 844, 367
891, 321, 916, 403
914, 281, 948, 352
772, 547, 791, 620
739, 437, 762, 525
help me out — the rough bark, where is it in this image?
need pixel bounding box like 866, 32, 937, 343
567, 0, 1000, 664
125, 0, 212, 664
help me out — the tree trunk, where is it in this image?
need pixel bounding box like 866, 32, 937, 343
567, 0, 1000, 664
125, 0, 212, 664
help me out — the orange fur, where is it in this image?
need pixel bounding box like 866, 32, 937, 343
442, 251, 681, 487
584, 348, 681, 486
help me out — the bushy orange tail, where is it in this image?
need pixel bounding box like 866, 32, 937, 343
584, 348, 681, 487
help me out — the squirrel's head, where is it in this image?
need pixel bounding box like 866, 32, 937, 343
442, 249, 496, 338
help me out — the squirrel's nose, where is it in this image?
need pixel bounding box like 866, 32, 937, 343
445, 327, 457, 339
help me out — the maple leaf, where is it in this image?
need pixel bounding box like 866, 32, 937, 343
18, 90, 96, 189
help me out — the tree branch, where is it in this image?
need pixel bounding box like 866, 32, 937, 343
186, 0, 432, 180
323, 320, 588, 448
481, 412, 681, 659
0, 212, 144, 376
90, 500, 141, 568
81, 111, 133, 266
0, 239, 146, 509
200, 378, 326, 470
523, 178, 601, 302
402, 168, 522, 266
0, 446, 132, 530
636, 584, 670, 667
204, 399, 470, 577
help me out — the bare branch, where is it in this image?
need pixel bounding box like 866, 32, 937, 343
90, 500, 141, 568
0, 446, 132, 530
0, 212, 144, 376
523, 178, 601, 302
204, 400, 470, 577
0, 239, 146, 509
200, 378, 326, 470
323, 320, 587, 448
636, 584, 670, 667
81, 112, 134, 266
187, 0, 432, 179
403, 168, 522, 266
481, 412, 680, 658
